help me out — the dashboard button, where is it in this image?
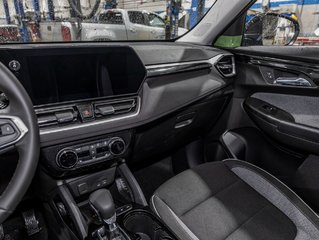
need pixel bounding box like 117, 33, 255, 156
8, 60, 21, 71
77, 104, 94, 121
109, 138, 126, 155
55, 111, 74, 123
0, 124, 15, 136
77, 183, 88, 195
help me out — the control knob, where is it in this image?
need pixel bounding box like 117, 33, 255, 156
109, 138, 126, 155
56, 149, 78, 169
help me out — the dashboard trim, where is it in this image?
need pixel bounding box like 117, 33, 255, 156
36, 53, 233, 145
39, 54, 233, 138
145, 54, 235, 78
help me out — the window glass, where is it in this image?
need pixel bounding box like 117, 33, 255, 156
128, 11, 146, 25
148, 14, 165, 28
0, 0, 216, 43
242, 0, 319, 46
99, 11, 123, 25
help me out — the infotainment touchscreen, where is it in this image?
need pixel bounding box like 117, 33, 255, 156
27, 54, 99, 105
21, 48, 145, 106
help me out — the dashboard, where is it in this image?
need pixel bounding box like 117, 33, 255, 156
0, 42, 235, 177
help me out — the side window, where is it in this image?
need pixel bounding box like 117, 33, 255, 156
99, 11, 124, 25
215, 0, 319, 47
242, 0, 309, 46
148, 14, 165, 28
128, 11, 146, 25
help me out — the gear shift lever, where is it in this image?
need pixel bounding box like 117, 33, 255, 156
89, 189, 123, 240
90, 189, 116, 221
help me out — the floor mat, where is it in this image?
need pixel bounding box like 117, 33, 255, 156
133, 157, 175, 201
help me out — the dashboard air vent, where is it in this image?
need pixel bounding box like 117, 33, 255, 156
215, 55, 235, 77
0, 92, 9, 110
95, 98, 138, 119
36, 107, 78, 128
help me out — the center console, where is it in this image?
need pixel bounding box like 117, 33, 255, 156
39, 155, 176, 240
41, 131, 133, 177
56, 137, 126, 169
39, 130, 176, 240
87, 189, 174, 240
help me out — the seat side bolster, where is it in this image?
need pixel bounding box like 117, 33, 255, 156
224, 159, 319, 240
150, 194, 199, 240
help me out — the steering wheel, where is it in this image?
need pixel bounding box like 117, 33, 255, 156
0, 62, 40, 223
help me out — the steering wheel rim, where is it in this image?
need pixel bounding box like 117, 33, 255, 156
0, 62, 39, 224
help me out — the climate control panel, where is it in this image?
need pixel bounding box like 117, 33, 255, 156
56, 137, 126, 169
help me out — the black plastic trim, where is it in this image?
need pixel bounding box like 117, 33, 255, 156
244, 97, 319, 154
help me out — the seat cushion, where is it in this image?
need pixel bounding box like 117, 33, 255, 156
150, 160, 319, 240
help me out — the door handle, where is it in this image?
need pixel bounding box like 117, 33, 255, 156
129, 28, 136, 33
273, 77, 313, 87
175, 119, 193, 129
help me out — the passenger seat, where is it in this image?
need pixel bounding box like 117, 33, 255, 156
150, 159, 319, 240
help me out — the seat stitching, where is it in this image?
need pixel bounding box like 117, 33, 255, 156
181, 179, 240, 217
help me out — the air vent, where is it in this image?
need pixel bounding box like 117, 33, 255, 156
36, 107, 78, 128
0, 92, 9, 110
94, 98, 138, 119
215, 55, 235, 77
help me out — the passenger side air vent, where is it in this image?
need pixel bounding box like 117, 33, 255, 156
215, 55, 235, 77
36, 107, 78, 128
94, 98, 138, 119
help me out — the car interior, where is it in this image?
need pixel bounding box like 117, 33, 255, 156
1, 0, 319, 240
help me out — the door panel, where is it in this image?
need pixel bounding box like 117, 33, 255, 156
244, 95, 319, 155
127, 23, 150, 40
235, 47, 319, 64
146, 13, 165, 40
219, 48, 319, 212
232, 53, 319, 153
127, 11, 150, 40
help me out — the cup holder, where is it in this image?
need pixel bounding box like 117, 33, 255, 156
122, 210, 175, 240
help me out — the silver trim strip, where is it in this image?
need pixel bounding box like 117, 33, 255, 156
40, 97, 141, 136
0, 115, 28, 150
147, 62, 212, 77
150, 195, 161, 218
145, 54, 235, 78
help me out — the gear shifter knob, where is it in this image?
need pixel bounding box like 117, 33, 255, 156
90, 189, 127, 240
89, 189, 115, 221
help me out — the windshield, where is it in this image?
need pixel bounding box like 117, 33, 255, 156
0, 0, 216, 43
